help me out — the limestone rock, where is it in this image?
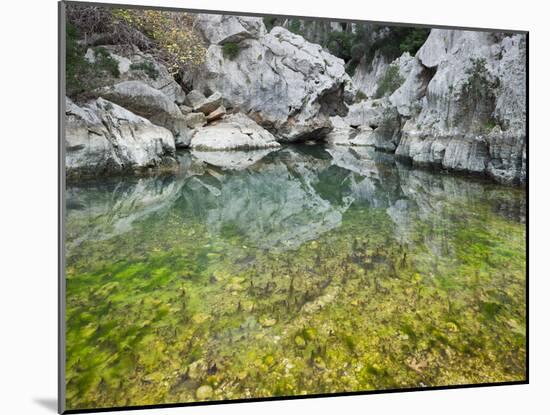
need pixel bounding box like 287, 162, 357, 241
206, 106, 226, 122
65, 97, 176, 177
196, 14, 266, 44
343, 99, 402, 151
190, 113, 281, 151
179, 105, 193, 114
184, 90, 206, 107
97, 81, 187, 140
352, 51, 391, 98
184, 112, 207, 129
388, 30, 526, 184
193, 92, 223, 115
174, 126, 192, 148
192, 20, 354, 142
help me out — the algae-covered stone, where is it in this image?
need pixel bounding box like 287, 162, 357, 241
195, 385, 213, 400
188, 359, 208, 380
294, 336, 306, 348
260, 317, 277, 327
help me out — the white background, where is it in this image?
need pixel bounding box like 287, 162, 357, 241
0, 0, 546, 413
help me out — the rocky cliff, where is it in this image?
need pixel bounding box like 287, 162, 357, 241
64, 8, 526, 185
339, 29, 527, 185
191, 16, 354, 142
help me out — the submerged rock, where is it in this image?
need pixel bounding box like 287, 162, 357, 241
65, 97, 176, 178
195, 385, 213, 400
190, 113, 281, 151
191, 148, 278, 170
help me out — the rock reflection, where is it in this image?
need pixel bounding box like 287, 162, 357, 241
67, 145, 526, 255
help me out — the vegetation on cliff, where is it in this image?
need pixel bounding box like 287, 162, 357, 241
66, 5, 206, 98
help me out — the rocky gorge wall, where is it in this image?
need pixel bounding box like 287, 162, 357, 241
64, 11, 527, 186
337, 29, 527, 185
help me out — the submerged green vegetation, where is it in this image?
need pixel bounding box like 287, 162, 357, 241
65, 147, 526, 410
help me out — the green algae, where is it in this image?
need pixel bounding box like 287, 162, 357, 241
64, 146, 526, 410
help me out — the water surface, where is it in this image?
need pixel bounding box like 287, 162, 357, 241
65, 145, 526, 409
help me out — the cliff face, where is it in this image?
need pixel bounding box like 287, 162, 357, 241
191, 16, 355, 142
340, 29, 527, 185
64, 7, 526, 185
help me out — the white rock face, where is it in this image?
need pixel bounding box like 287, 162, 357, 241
190, 113, 281, 151
65, 97, 176, 177
349, 29, 526, 185
196, 14, 266, 44
352, 51, 391, 98
389, 57, 431, 117
396, 30, 526, 184
334, 98, 402, 150
192, 19, 354, 142
98, 81, 187, 140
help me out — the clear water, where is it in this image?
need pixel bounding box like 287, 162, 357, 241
65, 145, 526, 410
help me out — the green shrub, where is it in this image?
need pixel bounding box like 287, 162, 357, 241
67, 4, 207, 78
461, 58, 498, 99
93, 47, 120, 77
110, 8, 207, 73
361, 27, 430, 68
345, 59, 359, 76
289, 19, 302, 35
374, 65, 404, 98
222, 42, 240, 60
326, 31, 353, 61
65, 23, 120, 98
350, 43, 366, 61
129, 61, 159, 80
455, 57, 499, 129
263, 16, 277, 32
399, 28, 430, 54
355, 91, 368, 102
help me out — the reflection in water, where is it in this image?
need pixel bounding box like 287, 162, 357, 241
65, 145, 526, 410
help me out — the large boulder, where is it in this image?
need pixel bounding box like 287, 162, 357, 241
191, 19, 354, 142
65, 97, 176, 178
190, 113, 281, 151
97, 81, 188, 142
